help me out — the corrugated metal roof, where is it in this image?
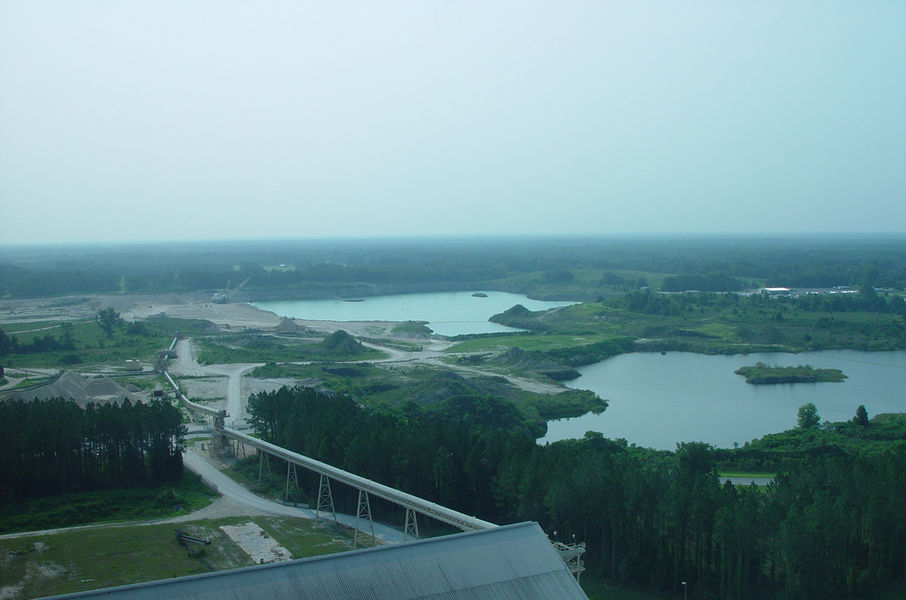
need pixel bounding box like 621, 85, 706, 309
41, 522, 588, 600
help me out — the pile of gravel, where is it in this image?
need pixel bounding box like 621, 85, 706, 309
8, 371, 144, 407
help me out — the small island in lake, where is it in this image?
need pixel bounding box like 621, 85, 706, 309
734, 362, 847, 384
472, 292, 488, 297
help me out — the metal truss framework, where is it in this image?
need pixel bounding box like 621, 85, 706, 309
232, 439, 247, 459
353, 490, 374, 549
317, 474, 337, 523
285, 462, 300, 503
404, 508, 420, 542
220, 426, 497, 534
551, 539, 586, 582
258, 452, 272, 482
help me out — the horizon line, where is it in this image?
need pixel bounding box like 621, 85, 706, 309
3, 231, 906, 250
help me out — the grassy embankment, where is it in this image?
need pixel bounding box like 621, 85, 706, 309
734, 362, 847, 384
352, 321, 433, 351
0, 515, 361, 598
249, 361, 602, 431
4, 375, 55, 389
195, 330, 386, 365
0, 472, 217, 534
390, 320, 433, 337
361, 337, 423, 351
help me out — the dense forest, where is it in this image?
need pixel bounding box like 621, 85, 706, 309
0, 399, 185, 502
1, 236, 905, 298
248, 386, 906, 599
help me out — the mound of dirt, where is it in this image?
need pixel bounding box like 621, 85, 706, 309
495, 347, 580, 381
488, 304, 547, 331
318, 330, 367, 355
274, 317, 318, 336
7, 371, 145, 407
275, 317, 301, 332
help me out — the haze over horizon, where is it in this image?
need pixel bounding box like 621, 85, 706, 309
2, 1, 904, 245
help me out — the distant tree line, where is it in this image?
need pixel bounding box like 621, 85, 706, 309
793, 285, 906, 316
248, 386, 906, 599
2, 237, 905, 297
0, 398, 185, 502
617, 287, 906, 318
0, 326, 75, 356
0, 264, 120, 297
661, 272, 746, 292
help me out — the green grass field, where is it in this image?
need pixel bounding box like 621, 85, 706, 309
195, 336, 386, 365
445, 333, 609, 354
1, 316, 215, 369
5, 375, 54, 389
0, 515, 360, 598
1, 321, 73, 334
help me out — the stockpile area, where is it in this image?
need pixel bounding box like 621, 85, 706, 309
4, 372, 144, 407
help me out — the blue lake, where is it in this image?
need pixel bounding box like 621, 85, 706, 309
253, 291, 576, 336
541, 350, 906, 450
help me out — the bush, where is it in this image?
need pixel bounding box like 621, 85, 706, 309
154, 488, 184, 509
59, 353, 83, 365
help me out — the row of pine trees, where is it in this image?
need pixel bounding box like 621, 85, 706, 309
0, 398, 185, 501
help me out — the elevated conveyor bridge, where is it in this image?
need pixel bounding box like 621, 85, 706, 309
162, 337, 496, 546
162, 335, 583, 576
219, 425, 497, 533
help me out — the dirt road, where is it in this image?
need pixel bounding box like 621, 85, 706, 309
183, 450, 404, 544
170, 339, 262, 427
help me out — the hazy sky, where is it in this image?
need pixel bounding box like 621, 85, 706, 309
1, 1, 904, 244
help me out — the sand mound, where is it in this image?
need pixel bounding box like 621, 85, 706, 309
8, 371, 144, 407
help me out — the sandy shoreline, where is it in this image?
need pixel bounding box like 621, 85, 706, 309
0, 293, 412, 340
125, 298, 283, 329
